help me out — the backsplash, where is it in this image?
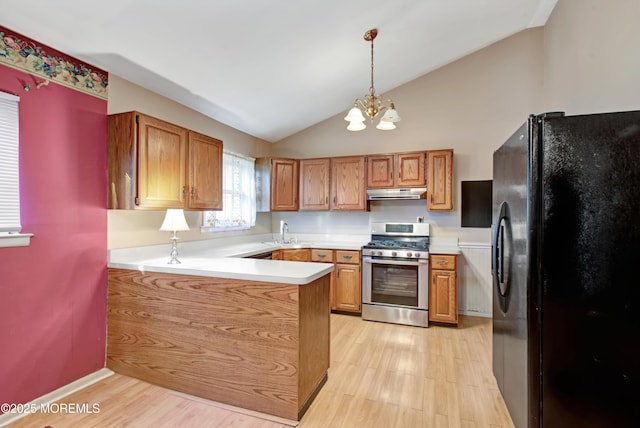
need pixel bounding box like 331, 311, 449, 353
272, 199, 490, 243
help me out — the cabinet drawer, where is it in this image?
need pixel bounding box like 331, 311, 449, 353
281, 248, 310, 262
336, 250, 360, 264
431, 254, 457, 270
311, 249, 335, 263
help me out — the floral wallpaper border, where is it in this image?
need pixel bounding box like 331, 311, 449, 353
0, 26, 108, 100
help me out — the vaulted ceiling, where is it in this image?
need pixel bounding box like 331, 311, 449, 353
1, 0, 557, 142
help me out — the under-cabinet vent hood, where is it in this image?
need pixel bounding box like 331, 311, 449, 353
367, 187, 427, 200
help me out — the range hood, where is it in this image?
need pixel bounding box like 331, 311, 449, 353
367, 187, 427, 200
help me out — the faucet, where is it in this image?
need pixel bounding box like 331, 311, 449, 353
280, 220, 289, 244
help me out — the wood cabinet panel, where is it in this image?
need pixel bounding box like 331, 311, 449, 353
427, 149, 454, 211
331, 156, 367, 211
367, 154, 394, 188
187, 131, 222, 210
108, 111, 222, 210
335, 250, 359, 264
311, 249, 334, 263
281, 248, 311, 262
311, 249, 336, 310
334, 263, 361, 312
396, 152, 426, 187
429, 253, 458, 325
137, 114, 187, 209
299, 158, 331, 211
270, 158, 299, 211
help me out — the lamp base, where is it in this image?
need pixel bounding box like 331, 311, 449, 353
167, 234, 182, 264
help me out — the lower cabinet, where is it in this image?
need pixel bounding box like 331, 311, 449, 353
311, 248, 361, 313
429, 254, 458, 325
311, 249, 335, 309
334, 250, 361, 313
280, 248, 310, 262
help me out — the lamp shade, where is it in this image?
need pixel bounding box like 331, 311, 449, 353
344, 106, 365, 122
376, 120, 396, 130
347, 120, 366, 131
160, 209, 190, 232
381, 107, 401, 123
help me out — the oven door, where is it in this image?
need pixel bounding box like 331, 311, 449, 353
362, 256, 429, 309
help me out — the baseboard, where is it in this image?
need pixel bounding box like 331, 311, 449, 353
459, 310, 492, 318
0, 368, 114, 427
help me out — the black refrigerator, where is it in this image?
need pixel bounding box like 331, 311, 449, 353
492, 111, 640, 428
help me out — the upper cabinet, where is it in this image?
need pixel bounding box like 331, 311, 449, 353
331, 156, 367, 211
367, 152, 426, 188
299, 158, 331, 211
427, 149, 454, 211
187, 131, 223, 210
108, 111, 223, 210
256, 158, 299, 212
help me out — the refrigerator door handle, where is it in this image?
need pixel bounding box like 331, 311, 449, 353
493, 201, 510, 313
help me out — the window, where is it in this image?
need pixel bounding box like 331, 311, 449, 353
202, 151, 256, 231
0, 91, 30, 247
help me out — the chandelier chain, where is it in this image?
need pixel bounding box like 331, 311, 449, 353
369, 36, 375, 96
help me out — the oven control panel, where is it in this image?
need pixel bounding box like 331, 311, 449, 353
362, 248, 429, 260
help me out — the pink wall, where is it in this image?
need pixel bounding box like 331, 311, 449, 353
0, 64, 107, 406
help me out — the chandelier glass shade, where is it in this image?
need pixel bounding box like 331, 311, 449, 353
344, 28, 401, 131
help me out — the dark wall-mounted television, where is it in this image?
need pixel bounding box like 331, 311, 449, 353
461, 180, 492, 228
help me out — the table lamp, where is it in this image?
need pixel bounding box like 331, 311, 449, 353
159, 209, 190, 264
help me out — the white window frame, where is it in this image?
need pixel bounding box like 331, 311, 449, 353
0, 91, 31, 247
201, 150, 256, 232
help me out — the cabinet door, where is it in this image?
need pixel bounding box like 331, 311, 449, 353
271, 159, 299, 211
427, 149, 454, 211
367, 154, 394, 188
397, 152, 426, 187
137, 114, 187, 209
334, 263, 361, 312
331, 156, 367, 211
299, 158, 330, 211
429, 269, 458, 323
187, 132, 223, 210
281, 248, 311, 262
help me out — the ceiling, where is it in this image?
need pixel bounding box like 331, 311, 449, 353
0, 0, 557, 142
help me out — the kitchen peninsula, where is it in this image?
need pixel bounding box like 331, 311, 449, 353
107, 241, 335, 421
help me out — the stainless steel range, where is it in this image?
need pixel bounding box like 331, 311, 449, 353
362, 222, 430, 327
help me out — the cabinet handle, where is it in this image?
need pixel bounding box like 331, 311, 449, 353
333, 196, 336, 204
325, 196, 328, 204
318, 254, 326, 258
182, 186, 186, 199
343, 255, 353, 260
437, 260, 448, 265
190, 187, 195, 199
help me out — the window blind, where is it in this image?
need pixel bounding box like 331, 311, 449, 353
0, 91, 21, 233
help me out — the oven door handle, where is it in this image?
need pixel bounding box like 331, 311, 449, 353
362, 257, 428, 266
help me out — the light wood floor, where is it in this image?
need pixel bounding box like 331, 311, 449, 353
9, 314, 513, 427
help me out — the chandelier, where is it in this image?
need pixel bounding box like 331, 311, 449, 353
344, 28, 401, 131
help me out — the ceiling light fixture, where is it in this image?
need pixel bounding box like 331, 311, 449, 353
344, 28, 401, 131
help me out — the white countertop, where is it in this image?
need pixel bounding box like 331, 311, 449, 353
108, 233, 369, 285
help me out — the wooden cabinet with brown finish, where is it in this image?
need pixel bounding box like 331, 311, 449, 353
108, 111, 223, 210
331, 156, 367, 211
255, 158, 299, 212
311, 249, 336, 309
299, 158, 331, 211
334, 250, 361, 313
271, 158, 299, 211
429, 254, 458, 325
426, 149, 454, 211
281, 248, 311, 262
396, 152, 426, 187
367, 152, 426, 188
186, 131, 223, 210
